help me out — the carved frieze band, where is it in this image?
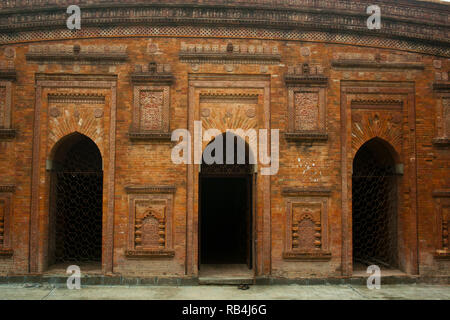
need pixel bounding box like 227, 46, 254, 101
180, 43, 281, 65
0, 70, 16, 81
1, 0, 448, 25
129, 63, 173, 141
26, 44, 128, 64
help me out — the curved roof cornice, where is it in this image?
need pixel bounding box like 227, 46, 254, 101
0, 1, 449, 56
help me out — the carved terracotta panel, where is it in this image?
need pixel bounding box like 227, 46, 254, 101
351, 99, 403, 155
433, 191, 450, 258
126, 187, 175, 258
132, 86, 170, 133
0, 199, 5, 247
140, 90, 164, 131
294, 92, 319, 131
444, 98, 450, 137
47, 93, 106, 151
0, 190, 13, 255
282, 190, 331, 261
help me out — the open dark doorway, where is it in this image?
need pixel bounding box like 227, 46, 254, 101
200, 176, 252, 265
48, 133, 103, 270
199, 133, 254, 274
352, 138, 398, 271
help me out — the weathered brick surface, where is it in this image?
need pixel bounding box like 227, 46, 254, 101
0, 1, 448, 278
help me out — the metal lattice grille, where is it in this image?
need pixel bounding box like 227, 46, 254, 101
352, 142, 398, 269
53, 136, 103, 264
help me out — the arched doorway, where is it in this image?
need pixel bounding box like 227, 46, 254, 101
199, 133, 254, 276
352, 138, 398, 271
48, 133, 103, 269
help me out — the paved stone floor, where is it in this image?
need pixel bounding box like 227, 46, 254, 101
0, 283, 449, 300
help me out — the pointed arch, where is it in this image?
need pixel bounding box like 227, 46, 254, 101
352, 138, 399, 270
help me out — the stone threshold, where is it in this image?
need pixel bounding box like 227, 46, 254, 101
0, 274, 448, 287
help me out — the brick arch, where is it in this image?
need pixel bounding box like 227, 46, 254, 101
351, 115, 402, 160
353, 137, 400, 165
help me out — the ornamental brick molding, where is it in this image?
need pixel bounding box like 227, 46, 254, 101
0, 2, 448, 57
285, 69, 328, 142
129, 63, 173, 141
0, 70, 16, 81
131, 63, 174, 85
351, 99, 404, 155
179, 42, 281, 65
331, 60, 425, 71
124, 185, 176, 194
29, 74, 117, 274
282, 188, 331, 261
0, 0, 448, 281
432, 84, 450, 147
0, 79, 15, 140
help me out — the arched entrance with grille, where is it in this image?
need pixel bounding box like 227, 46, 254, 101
199, 133, 255, 278
352, 138, 399, 271
47, 132, 103, 269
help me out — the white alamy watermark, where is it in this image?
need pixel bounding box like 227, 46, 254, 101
171, 121, 279, 176
66, 4, 380, 31
366, 265, 381, 289
66, 265, 81, 290
66, 5, 81, 30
